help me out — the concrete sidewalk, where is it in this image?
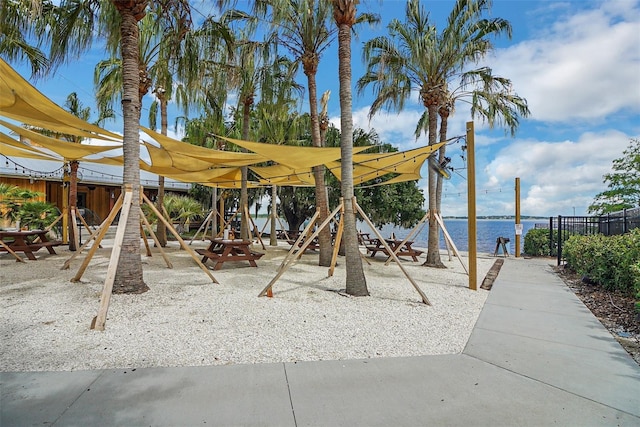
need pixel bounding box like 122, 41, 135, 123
2, 257, 639, 426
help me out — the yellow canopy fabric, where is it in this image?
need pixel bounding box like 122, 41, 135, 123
217, 135, 370, 169
142, 127, 263, 166
0, 132, 59, 160
250, 164, 316, 186
329, 142, 446, 183
0, 119, 120, 160
0, 58, 120, 140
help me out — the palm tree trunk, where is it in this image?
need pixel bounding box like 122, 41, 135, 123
335, 4, 368, 296
240, 100, 251, 241
435, 110, 449, 215
68, 160, 78, 251
155, 97, 168, 246
423, 104, 445, 268
270, 184, 277, 246
306, 72, 332, 267
113, 2, 148, 294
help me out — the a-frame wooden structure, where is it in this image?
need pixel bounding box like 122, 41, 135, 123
258, 198, 431, 305
59, 185, 218, 331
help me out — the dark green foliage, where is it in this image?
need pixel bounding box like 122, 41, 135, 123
523, 228, 556, 256
563, 229, 640, 296
588, 138, 640, 214
279, 186, 315, 232
17, 201, 58, 230
355, 180, 425, 229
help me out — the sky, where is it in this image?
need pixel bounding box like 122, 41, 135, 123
6, 0, 640, 218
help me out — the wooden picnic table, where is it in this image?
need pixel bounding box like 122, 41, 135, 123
0, 229, 62, 261
365, 238, 424, 262
195, 238, 264, 270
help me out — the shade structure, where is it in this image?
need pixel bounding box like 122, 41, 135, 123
328, 142, 446, 184
0, 132, 59, 160
0, 119, 120, 160
249, 164, 316, 186
216, 135, 371, 169
141, 127, 263, 166
0, 58, 120, 141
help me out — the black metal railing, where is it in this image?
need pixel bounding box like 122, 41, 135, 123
551, 207, 639, 265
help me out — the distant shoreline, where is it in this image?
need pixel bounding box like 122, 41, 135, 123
442, 216, 548, 220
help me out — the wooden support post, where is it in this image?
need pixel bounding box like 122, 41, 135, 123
142, 193, 218, 283
434, 212, 468, 275
91, 187, 133, 331
244, 205, 265, 250
189, 209, 215, 245
140, 207, 173, 269
277, 211, 319, 270
515, 177, 521, 258
69, 195, 123, 277
75, 207, 96, 240
356, 202, 431, 305
328, 199, 345, 277
466, 121, 478, 291
70, 207, 79, 250
384, 210, 429, 266
259, 205, 340, 298
140, 223, 152, 257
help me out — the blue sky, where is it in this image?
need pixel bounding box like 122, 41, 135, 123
7, 0, 640, 217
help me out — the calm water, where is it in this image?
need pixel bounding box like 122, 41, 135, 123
255, 216, 546, 255
366, 219, 544, 254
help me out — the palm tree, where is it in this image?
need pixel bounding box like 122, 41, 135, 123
224, 35, 275, 240
63, 93, 92, 251
357, 0, 513, 268
0, 0, 50, 75
253, 56, 304, 246
332, 0, 368, 296
427, 68, 530, 217
43, 0, 196, 293
253, 0, 336, 266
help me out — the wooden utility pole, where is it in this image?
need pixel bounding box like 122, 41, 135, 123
515, 177, 521, 258
466, 121, 477, 291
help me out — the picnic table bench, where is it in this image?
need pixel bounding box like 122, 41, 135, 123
195, 238, 264, 270
366, 238, 424, 262
0, 229, 62, 261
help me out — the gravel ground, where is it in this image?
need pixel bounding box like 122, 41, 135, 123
1, 240, 493, 372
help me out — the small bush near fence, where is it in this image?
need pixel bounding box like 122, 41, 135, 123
524, 228, 554, 256
562, 229, 640, 310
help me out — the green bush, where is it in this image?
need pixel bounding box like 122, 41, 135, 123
563, 229, 640, 295
17, 201, 58, 230
524, 228, 555, 256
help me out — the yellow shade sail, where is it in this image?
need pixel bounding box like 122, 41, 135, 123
0, 59, 121, 140
250, 164, 316, 186
0, 119, 120, 160
0, 132, 59, 160
141, 127, 264, 166
217, 135, 370, 169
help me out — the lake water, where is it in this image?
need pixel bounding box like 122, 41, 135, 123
255, 216, 547, 255
366, 219, 545, 254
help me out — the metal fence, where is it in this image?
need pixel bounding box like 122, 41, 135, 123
551, 207, 639, 265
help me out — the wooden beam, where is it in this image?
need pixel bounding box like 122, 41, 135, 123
91, 187, 133, 331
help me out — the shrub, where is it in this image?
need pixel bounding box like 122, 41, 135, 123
17, 201, 58, 230
524, 228, 555, 256
563, 229, 640, 295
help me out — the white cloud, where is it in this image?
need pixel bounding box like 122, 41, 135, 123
482, 130, 631, 216
330, 107, 426, 150
490, 1, 640, 123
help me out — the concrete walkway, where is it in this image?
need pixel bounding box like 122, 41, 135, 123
2, 257, 639, 426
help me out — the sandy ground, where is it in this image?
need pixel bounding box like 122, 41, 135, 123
1, 238, 495, 372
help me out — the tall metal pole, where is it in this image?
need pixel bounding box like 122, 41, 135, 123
466, 122, 477, 291
515, 177, 521, 258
